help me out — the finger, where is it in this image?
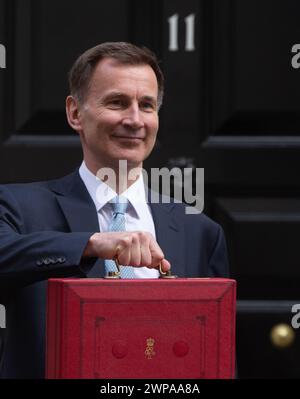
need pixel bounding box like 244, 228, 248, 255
140, 244, 152, 267
138, 232, 152, 267
116, 235, 132, 265
160, 258, 171, 273
128, 233, 141, 266
148, 237, 165, 268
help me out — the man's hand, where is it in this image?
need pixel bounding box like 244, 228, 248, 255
83, 231, 171, 273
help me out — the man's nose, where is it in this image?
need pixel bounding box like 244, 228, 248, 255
122, 104, 144, 129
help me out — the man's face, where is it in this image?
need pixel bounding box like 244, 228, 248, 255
69, 58, 159, 172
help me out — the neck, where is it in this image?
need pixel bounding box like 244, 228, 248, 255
84, 159, 143, 194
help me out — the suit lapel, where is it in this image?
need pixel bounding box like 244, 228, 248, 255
149, 198, 186, 277
48, 170, 105, 277
49, 170, 99, 232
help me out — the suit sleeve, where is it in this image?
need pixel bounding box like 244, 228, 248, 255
0, 185, 97, 285
207, 225, 230, 278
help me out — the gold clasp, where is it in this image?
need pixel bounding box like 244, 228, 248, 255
159, 262, 177, 279
104, 257, 121, 279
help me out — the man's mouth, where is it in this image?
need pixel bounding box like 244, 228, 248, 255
112, 135, 144, 140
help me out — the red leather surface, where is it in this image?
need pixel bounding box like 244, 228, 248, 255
46, 278, 236, 379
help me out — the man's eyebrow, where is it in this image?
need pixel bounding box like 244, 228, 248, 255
103, 92, 157, 104
103, 91, 125, 100
140, 95, 157, 104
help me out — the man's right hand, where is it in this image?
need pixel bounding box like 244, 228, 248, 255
83, 231, 171, 273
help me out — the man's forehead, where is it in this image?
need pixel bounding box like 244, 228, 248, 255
92, 58, 157, 85
88, 58, 158, 97
95, 56, 150, 71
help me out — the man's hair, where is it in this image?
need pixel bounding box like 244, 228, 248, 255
68, 42, 164, 107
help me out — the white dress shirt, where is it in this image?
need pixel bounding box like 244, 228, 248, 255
79, 161, 159, 278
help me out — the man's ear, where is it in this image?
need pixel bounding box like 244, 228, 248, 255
66, 95, 83, 133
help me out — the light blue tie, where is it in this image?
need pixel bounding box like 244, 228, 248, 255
104, 196, 135, 278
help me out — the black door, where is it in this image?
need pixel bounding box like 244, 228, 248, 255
1, 0, 300, 378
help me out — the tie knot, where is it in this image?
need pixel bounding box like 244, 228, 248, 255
110, 196, 128, 215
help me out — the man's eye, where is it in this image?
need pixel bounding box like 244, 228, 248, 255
141, 102, 155, 111
109, 99, 122, 107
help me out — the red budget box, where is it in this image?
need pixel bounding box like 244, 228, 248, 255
46, 278, 236, 379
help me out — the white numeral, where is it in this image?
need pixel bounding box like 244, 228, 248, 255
168, 14, 179, 51
185, 14, 195, 51
168, 13, 196, 52
0, 304, 6, 329
0, 43, 6, 69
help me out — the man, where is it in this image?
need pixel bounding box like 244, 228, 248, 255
0, 42, 229, 378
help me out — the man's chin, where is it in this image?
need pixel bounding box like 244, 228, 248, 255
104, 156, 143, 170
111, 150, 146, 166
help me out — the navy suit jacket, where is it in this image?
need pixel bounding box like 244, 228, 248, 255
0, 169, 229, 378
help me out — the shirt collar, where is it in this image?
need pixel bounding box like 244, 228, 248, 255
79, 161, 148, 218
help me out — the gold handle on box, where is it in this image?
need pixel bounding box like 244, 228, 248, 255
159, 262, 177, 279
105, 258, 177, 279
